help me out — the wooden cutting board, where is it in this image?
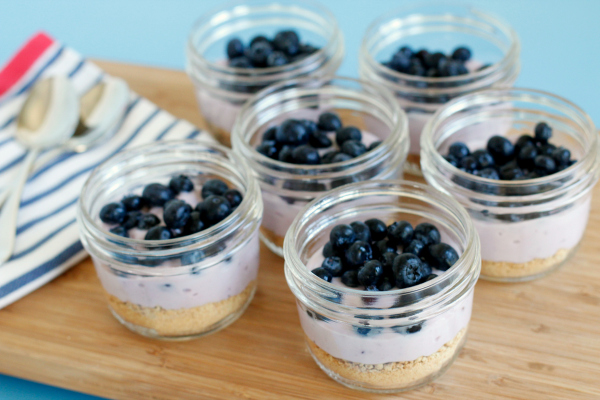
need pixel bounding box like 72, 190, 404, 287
0, 61, 599, 400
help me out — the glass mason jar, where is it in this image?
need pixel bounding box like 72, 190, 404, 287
359, 4, 520, 175
421, 88, 600, 282
284, 180, 481, 392
231, 76, 409, 257
186, 0, 344, 145
77, 141, 263, 340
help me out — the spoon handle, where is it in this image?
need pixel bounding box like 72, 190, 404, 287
0, 149, 39, 264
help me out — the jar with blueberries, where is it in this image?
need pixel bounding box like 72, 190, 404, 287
77, 141, 263, 340
421, 88, 600, 282
359, 4, 520, 175
186, 0, 344, 145
284, 180, 481, 392
231, 76, 409, 256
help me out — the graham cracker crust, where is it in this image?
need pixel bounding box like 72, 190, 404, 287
307, 328, 466, 390
107, 280, 256, 337
481, 248, 570, 280
259, 226, 285, 257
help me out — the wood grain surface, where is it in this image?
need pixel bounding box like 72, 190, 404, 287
0, 61, 598, 400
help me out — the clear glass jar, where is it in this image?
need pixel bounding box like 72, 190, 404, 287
421, 88, 600, 282
359, 4, 520, 175
284, 180, 480, 392
231, 76, 409, 257
186, 0, 344, 145
77, 141, 263, 340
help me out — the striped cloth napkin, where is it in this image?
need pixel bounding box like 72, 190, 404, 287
0, 32, 214, 309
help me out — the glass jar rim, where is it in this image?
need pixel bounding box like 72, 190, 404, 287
231, 75, 409, 180
421, 87, 600, 202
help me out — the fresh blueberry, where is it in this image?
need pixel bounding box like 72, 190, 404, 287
319, 151, 337, 164
472, 150, 495, 169
387, 221, 413, 245
368, 141, 382, 151
276, 119, 309, 145
323, 241, 338, 258
350, 221, 371, 243
169, 175, 194, 194
380, 251, 397, 273
537, 144, 555, 158
445, 154, 459, 167
273, 30, 300, 56
278, 145, 294, 163
266, 51, 289, 67
500, 164, 525, 180
249, 35, 270, 48
353, 325, 383, 337
345, 241, 373, 268
552, 147, 571, 166
357, 260, 384, 286
407, 59, 425, 76
121, 195, 144, 211
517, 145, 538, 169
263, 126, 278, 142
226, 38, 244, 59
487, 136, 514, 165
181, 250, 205, 266
100, 202, 126, 224
142, 183, 174, 207
452, 46, 472, 62
308, 130, 332, 148
375, 239, 397, 257
109, 226, 129, 238
163, 199, 192, 229
392, 323, 423, 334
415, 49, 430, 63
393, 253, 428, 288
292, 145, 321, 165
534, 122, 552, 143
311, 267, 333, 283
145, 226, 172, 240
197, 195, 232, 226
331, 153, 352, 163
515, 134, 535, 152
425, 274, 438, 281
413, 223, 441, 246
365, 218, 387, 242
403, 239, 426, 257
299, 43, 319, 56
248, 41, 273, 67
476, 167, 500, 180
424, 243, 459, 271
389, 52, 410, 72
201, 179, 228, 199
321, 256, 343, 277
170, 227, 185, 238
439, 60, 464, 77
534, 155, 557, 176
377, 277, 394, 291
317, 112, 342, 131
223, 189, 243, 208
299, 119, 318, 135
424, 52, 446, 69
398, 46, 414, 58
137, 213, 160, 230
184, 210, 204, 235
341, 269, 359, 287
122, 211, 142, 229
256, 140, 278, 159
448, 142, 470, 160
460, 155, 478, 172
330, 224, 356, 250
228, 56, 252, 68
341, 140, 367, 158
336, 126, 362, 146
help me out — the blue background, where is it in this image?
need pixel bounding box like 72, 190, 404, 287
0, 0, 598, 398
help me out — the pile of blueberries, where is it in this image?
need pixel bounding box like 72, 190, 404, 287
382, 45, 478, 77
310, 219, 459, 291
226, 30, 319, 69
256, 112, 380, 165
99, 176, 243, 241
445, 122, 576, 181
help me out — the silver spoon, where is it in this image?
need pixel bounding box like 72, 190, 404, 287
0, 76, 79, 263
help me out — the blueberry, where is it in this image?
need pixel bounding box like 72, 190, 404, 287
448, 142, 470, 160
534, 122, 552, 143
263, 126, 278, 142
444, 154, 459, 167
256, 140, 278, 159
460, 155, 478, 172
321, 256, 343, 277
403, 239, 426, 257
299, 119, 318, 135
170, 227, 185, 238
169, 175, 194, 194
181, 250, 205, 266
226, 38, 244, 59
472, 150, 495, 169
330, 224, 356, 250
415, 49, 430, 63
228, 56, 252, 68
424, 243, 459, 271
424, 52, 446, 69
223, 189, 243, 208
273, 30, 300, 56
389, 52, 410, 72
331, 153, 352, 163
345, 241, 373, 268
452, 46, 472, 62
122, 211, 142, 229
278, 145, 294, 163
311, 267, 333, 283
353, 325, 383, 337
341, 269, 359, 287
357, 260, 383, 286
292, 145, 320, 165
184, 211, 205, 235
317, 112, 342, 131
109, 226, 128, 238
534, 155, 557, 176
377, 277, 394, 291
137, 213, 160, 230
299, 43, 319, 56
266, 51, 289, 67
163, 199, 192, 229
380, 252, 397, 273
517, 145, 538, 169
197, 195, 232, 226
308, 130, 332, 148
387, 221, 413, 245
276, 119, 309, 145
368, 141, 382, 151
439, 60, 464, 77
350, 221, 371, 243
341, 140, 367, 158
552, 147, 571, 166
201, 179, 228, 199
476, 167, 500, 180
499, 164, 525, 180
323, 241, 338, 258
425, 274, 438, 281
249, 35, 270, 48
100, 202, 126, 224
336, 126, 362, 146
121, 195, 144, 211
407, 59, 425, 76
538, 144, 556, 157
392, 323, 423, 334
393, 253, 427, 288
487, 136, 514, 165
413, 223, 441, 246
398, 46, 414, 58
248, 41, 273, 67
365, 218, 387, 242
142, 183, 174, 207
145, 226, 172, 240
515, 134, 535, 152
375, 239, 397, 257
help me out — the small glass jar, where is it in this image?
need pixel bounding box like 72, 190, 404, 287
186, 0, 344, 145
77, 141, 263, 340
284, 180, 481, 392
421, 88, 600, 282
231, 76, 409, 256
359, 4, 520, 174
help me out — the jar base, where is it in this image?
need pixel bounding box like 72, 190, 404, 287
305, 328, 467, 393
259, 226, 284, 257
107, 281, 256, 340
480, 246, 577, 283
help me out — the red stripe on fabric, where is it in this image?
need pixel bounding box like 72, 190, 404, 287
0, 32, 55, 97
